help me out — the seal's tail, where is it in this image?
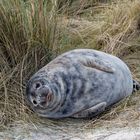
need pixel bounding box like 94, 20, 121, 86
133, 80, 140, 93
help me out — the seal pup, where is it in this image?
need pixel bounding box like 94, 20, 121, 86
25, 49, 140, 119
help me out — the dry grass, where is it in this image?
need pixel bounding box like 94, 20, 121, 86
0, 0, 140, 130
59, 0, 140, 55
0, 0, 59, 128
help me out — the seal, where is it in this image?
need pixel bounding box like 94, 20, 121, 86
25, 49, 140, 119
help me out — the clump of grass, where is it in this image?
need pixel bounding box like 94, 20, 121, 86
57, 0, 107, 16
96, 0, 140, 56
0, 0, 59, 127
61, 0, 140, 56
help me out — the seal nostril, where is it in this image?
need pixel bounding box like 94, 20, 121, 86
33, 100, 37, 105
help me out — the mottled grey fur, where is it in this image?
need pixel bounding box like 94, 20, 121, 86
26, 49, 138, 119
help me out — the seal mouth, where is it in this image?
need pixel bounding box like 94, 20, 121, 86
37, 92, 54, 108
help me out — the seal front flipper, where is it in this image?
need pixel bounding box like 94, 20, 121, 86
71, 102, 107, 118
80, 57, 115, 73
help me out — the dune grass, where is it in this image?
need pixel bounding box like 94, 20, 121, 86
0, 0, 140, 129
0, 0, 60, 128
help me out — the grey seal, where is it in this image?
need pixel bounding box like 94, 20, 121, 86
25, 49, 140, 119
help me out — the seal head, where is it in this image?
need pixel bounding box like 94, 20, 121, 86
26, 77, 51, 107
26, 76, 63, 116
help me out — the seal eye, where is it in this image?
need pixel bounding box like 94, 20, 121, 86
33, 82, 42, 89
33, 100, 37, 105
36, 83, 41, 88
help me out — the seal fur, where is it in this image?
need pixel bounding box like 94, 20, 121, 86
26, 49, 136, 119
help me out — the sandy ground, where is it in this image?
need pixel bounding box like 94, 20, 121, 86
0, 119, 140, 140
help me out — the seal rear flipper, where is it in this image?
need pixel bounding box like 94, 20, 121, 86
80, 57, 115, 73
71, 102, 107, 119
133, 80, 140, 93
